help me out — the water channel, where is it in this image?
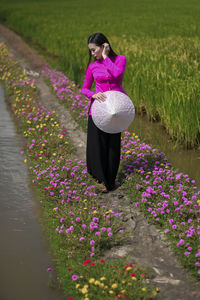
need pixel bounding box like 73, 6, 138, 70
128, 114, 200, 185
0, 86, 64, 300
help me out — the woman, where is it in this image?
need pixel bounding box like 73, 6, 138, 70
81, 32, 127, 192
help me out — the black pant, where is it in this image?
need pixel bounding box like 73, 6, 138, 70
87, 116, 121, 190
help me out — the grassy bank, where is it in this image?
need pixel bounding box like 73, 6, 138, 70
39, 64, 200, 280
0, 0, 200, 147
0, 42, 158, 299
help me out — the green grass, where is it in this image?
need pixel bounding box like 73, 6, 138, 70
0, 0, 200, 147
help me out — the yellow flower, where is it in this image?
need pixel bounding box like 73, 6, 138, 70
24, 159, 27, 163
81, 287, 88, 294
84, 285, 89, 289
52, 153, 57, 156
126, 267, 132, 271
109, 290, 114, 294
121, 290, 126, 293
100, 277, 106, 281
122, 280, 125, 284
89, 278, 95, 283
141, 288, 146, 291
94, 280, 100, 285
132, 277, 137, 281
111, 283, 118, 289
76, 284, 80, 288
99, 283, 104, 288
84, 298, 89, 300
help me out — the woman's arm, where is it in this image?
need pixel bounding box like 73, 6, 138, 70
81, 66, 95, 100
103, 55, 126, 79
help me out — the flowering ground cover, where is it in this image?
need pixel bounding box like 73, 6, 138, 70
37, 60, 200, 279
0, 42, 159, 299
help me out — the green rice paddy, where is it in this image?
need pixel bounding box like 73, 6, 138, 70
0, 0, 200, 147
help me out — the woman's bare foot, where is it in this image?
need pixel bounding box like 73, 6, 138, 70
101, 186, 109, 193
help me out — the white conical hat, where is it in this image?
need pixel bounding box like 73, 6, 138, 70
91, 91, 135, 133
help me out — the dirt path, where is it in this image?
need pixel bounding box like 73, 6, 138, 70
0, 24, 199, 299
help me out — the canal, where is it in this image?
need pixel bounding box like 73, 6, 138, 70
128, 113, 200, 185
0, 85, 64, 300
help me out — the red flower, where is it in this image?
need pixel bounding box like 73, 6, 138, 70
91, 262, 95, 266
128, 264, 133, 267
65, 150, 68, 152
68, 297, 73, 300
50, 186, 54, 190
112, 265, 117, 268
83, 259, 92, 265
100, 259, 104, 263
86, 273, 89, 276
131, 273, 136, 277
67, 268, 72, 271
141, 273, 146, 278
124, 265, 128, 269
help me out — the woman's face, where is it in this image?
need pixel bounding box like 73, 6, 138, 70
88, 43, 103, 60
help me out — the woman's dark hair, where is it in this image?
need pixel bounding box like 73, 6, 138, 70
87, 32, 117, 66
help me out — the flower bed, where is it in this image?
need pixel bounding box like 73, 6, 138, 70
0, 42, 158, 299
38, 61, 200, 279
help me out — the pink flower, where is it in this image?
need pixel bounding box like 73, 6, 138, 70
72, 274, 78, 280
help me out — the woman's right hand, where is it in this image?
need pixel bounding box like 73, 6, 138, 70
92, 92, 107, 102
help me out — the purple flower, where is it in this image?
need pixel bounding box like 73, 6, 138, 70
80, 237, 85, 241
90, 240, 95, 245
72, 274, 78, 280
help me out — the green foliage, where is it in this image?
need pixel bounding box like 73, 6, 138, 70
0, 0, 200, 147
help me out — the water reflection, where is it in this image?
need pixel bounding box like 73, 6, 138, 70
0, 86, 65, 300
128, 113, 200, 185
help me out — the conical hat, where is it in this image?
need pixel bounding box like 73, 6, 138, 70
91, 91, 135, 133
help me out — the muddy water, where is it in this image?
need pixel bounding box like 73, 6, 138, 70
128, 114, 200, 185
0, 86, 65, 300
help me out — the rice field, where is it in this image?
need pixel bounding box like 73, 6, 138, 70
0, 0, 200, 147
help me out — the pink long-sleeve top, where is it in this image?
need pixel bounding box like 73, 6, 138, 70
81, 55, 127, 115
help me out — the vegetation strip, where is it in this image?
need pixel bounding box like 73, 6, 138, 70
0, 43, 159, 299
39, 57, 200, 280
0, 0, 199, 147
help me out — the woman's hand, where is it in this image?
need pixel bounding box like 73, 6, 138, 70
92, 92, 107, 102
102, 43, 110, 59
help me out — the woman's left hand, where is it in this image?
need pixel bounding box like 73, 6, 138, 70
102, 43, 110, 59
